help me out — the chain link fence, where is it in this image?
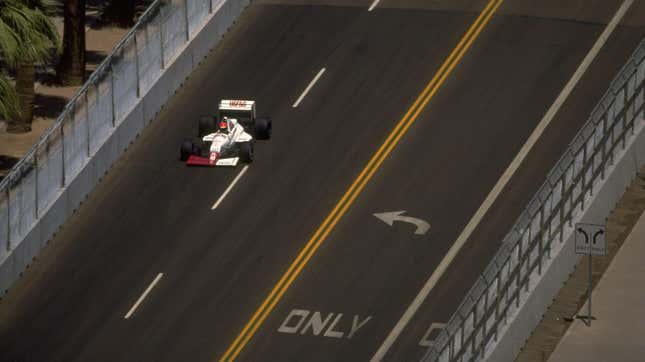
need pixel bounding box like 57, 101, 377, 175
0, 0, 240, 280
422, 39, 645, 362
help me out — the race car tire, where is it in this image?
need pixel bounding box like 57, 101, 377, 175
199, 116, 217, 137
238, 142, 254, 163
180, 140, 194, 161
254, 117, 272, 140
192, 141, 203, 155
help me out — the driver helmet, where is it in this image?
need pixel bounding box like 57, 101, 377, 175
219, 118, 229, 133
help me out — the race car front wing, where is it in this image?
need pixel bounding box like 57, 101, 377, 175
186, 155, 240, 167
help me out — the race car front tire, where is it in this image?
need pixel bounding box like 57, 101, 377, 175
199, 116, 217, 137
238, 142, 254, 163
254, 117, 272, 140
180, 140, 194, 161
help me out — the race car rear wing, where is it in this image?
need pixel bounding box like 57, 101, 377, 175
219, 100, 256, 119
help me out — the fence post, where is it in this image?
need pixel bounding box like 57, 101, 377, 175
631, 89, 637, 136
546, 210, 552, 258
516, 241, 521, 308
581, 146, 586, 212
5, 188, 10, 251
184, 0, 190, 41
590, 148, 595, 197
85, 92, 91, 157
94, 81, 100, 154
538, 208, 543, 276
160, 8, 165, 70
472, 313, 478, 358
504, 260, 509, 325
559, 174, 565, 242
525, 227, 531, 292
68, 103, 76, 185
568, 164, 574, 228
601, 117, 606, 180
34, 152, 38, 220
622, 96, 627, 150
60, 123, 66, 187
38, 139, 50, 218
144, 21, 150, 94
17, 179, 22, 238
110, 68, 117, 127
495, 269, 500, 342
134, 34, 141, 98
482, 292, 488, 356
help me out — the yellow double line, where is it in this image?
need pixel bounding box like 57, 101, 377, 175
219, 1, 503, 360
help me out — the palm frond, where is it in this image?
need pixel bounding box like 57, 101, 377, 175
0, 21, 20, 65
0, 0, 59, 66
24, 4, 60, 51
0, 73, 20, 121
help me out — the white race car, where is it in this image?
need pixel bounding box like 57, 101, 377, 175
180, 100, 272, 166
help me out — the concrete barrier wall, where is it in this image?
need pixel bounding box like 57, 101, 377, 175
484, 118, 645, 361
0, 0, 251, 294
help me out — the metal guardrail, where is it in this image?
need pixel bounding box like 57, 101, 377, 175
422, 39, 645, 362
0, 0, 228, 267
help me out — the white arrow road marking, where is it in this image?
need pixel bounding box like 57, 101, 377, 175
371, 0, 633, 359
124, 273, 163, 319
368, 0, 381, 11
373, 211, 430, 235
211, 165, 249, 210
292, 68, 326, 108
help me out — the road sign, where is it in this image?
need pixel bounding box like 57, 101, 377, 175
574, 223, 606, 326
575, 223, 606, 256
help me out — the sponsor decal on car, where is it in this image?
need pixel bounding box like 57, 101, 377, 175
209, 152, 219, 164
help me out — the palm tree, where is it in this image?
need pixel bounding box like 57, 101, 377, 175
0, 0, 59, 133
0, 2, 21, 122
57, 0, 86, 86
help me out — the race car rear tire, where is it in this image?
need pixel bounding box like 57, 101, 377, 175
254, 117, 272, 140
180, 140, 194, 161
238, 142, 254, 163
199, 116, 217, 137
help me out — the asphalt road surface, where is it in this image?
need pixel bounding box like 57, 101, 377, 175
0, 1, 644, 362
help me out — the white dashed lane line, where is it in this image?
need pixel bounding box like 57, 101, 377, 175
368, 0, 381, 12
211, 165, 249, 210
292, 68, 326, 108
124, 273, 164, 319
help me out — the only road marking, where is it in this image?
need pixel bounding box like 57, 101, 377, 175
219, 0, 501, 360
418, 322, 446, 347
276, 308, 372, 339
